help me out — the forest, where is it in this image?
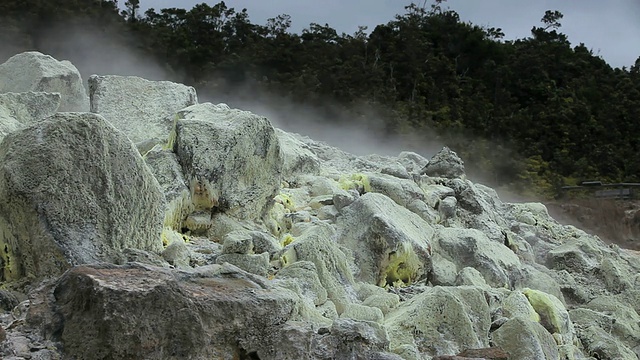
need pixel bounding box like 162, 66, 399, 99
1, 0, 639, 198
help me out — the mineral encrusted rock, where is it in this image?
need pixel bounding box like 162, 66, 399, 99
172, 103, 283, 220
0, 112, 165, 283
0, 51, 88, 111
89, 75, 197, 146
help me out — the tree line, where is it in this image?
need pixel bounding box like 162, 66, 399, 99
1, 0, 640, 197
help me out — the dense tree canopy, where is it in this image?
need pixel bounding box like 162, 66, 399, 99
1, 0, 639, 197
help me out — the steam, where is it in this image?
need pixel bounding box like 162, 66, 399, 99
31, 20, 174, 86
201, 89, 445, 159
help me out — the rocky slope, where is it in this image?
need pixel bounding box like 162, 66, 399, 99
0, 51, 638, 360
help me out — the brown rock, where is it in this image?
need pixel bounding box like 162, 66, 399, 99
27, 263, 298, 360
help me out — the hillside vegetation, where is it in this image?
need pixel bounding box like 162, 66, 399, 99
2, 0, 640, 198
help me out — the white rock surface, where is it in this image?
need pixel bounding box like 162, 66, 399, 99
0, 52, 88, 111
172, 103, 283, 220
0, 112, 164, 282
89, 75, 197, 145
337, 192, 434, 287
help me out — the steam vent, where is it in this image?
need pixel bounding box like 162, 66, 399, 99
0, 52, 639, 359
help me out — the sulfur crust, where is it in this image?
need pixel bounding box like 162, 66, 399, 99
378, 242, 422, 288
338, 173, 371, 193
523, 288, 568, 334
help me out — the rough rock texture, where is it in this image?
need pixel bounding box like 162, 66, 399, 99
0, 112, 164, 283
278, 222, 356, 314
89, 75, 197, 145
491, 317, 560, 360
337, 192, 434, 287
421, 146, 465, 179
172, 103, 283, 220
0, 52, 88, 111
276, 128, 321, 179
433, 228, 521, 287
27, 263, 298, 360
0, 92, 61, 142
385, 286, 490, 358
143, 146, 190, 231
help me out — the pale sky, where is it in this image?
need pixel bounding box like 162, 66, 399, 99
134, 0, 640, 69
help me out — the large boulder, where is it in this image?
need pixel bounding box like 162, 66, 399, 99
278, 222, 356, 314
384, 286, 490, 358
0, 52, 88, 111
337, 192, 434, 287
27, 263, 299, 360
143, 146, 190, 231
432, 227, 521, 287
0, 112, 165, 284
491, 317, 560, 360
570, 295, 640, 359
171, 103, 283, 220
89, 75, 197, 146
0, 92, 60, 126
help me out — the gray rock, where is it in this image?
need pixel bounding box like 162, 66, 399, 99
515, 264, 565, 304
500, 290, 539, 321
434, 227, 521, 288
362, 293, 400, 315
221, 230, 254, 254
491, 317, 560, 360
438, 195, 457, 221
185, 237, 222, 267
380, 161, 411, 179
385, 286, 490, 357
89, 75, 197, 144
143, 146, 190, 231
337, 193, 434, 287
455, 267, 488, 288
365, 172, 427, 209
547, 237, 604, 274
316, 205, 339, 222
216, 253, 270, 277
421, 147, 465, 179
276, 129, 321, 179
0, 105, 21, 143
0, 290, 20, 312
0, 91, 60, 129
28, 263, 298, 360
572, 323, 638, 360
250, 231, 282, 256
573, 295, 640, 354
330, 319, 393, 359
397, 151, 429, 175
276, 261, 328, 306
162, 238, 191, 269
172, 104, 282, 220
0, 52, 88, 111
262, 319, 395, 360
340, 303, 384, 323
278, 222, 356, 314
421, 183, 456, 209
122, 248, 171, 268
0, 112, 164, 284
308, 194, 333, 209
333, 189, 359, 211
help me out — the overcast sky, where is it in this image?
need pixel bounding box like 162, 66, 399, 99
134, 0, 640, 69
